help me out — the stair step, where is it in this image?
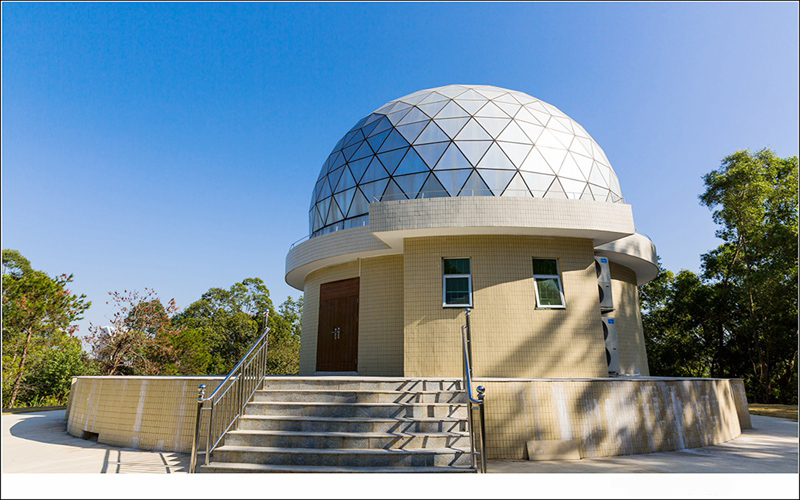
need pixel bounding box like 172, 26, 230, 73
200, 462, 475, 473
224, 429, 470, 449
260, 378, 463, 391
245, 401, 467, 418
253, 389, 466, 404
211, 445, 473, 467
238, 415, 468, 433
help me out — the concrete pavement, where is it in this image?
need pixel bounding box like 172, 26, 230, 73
2, 410, 797, 474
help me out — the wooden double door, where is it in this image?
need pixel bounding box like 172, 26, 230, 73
316, 277, 359, 372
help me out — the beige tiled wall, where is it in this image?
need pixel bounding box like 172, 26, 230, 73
403, 235, 608, 378
66, 376, 223, 453
608, 262, 650, 375
476, 377, 745, 459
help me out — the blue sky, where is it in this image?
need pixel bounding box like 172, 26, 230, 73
3, 2, 798, 337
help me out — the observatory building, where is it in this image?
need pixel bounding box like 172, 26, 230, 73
286, 84, 659, 378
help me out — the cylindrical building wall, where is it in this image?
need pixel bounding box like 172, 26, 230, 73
608, 261, 650, 376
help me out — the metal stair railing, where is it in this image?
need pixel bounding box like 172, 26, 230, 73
461, 308, 488, 473
189, 312, 270, 473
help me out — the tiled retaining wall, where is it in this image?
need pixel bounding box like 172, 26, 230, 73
66, 376, 750, 458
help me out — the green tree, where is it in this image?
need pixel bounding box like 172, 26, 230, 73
699, 148, 798, 403
2, 249, 90, 408
20, 333, 97, 406
173, 279, 301, 375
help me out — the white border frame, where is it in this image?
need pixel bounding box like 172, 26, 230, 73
442, 258, 473, 308
533, 258, 566, 309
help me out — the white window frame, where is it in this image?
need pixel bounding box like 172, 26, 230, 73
533, 258, 566, 309
442, 258, 472, 308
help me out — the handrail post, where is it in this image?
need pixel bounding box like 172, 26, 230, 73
477, 385, 487, 473
189, 384, 206, 473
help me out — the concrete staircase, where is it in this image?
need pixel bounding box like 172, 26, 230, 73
200, 377, 475, 473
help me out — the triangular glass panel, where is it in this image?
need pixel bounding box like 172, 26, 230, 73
553, 117, 574, 134
520, 171, 554, 197
544, 178, 567, 199
367, 116, 393, 138
526, 100, 549, 113
360, 115, 383, 138
318, 177, 333, 199
577, 137, 595, 158
571, 152, 593, 179
511, 92, 536, 105
503, 172, 532, 197
334, 187, 356, 217
588, 164, 607, 187
367, 128, 391, 152
559, 178, 587, 199
497, 122, 532, 144
361, 157, 390, 184
398, 107, 430, 125
595, 162, 611, 185
475, 101, 509, 118
350, 141, 375, 162
455, 140, 493, 165
497, 141, 533, 167
569, 136, 592, 158
360, 178, 390, 203
363, 112, 383, 127
382, 178, 407, 201
514, 107, 540, 125
538, 147, 568, 173
334, 167, 357, 193
342, 141, 362, 161
474, 116, 511, 138
393, 148, 429, 176
557, 153, 585, 180
399, 93, 429, 106
550, 129, 574, 149
475, 88, 505, 100
542, 101, 568, 118
433, 143, 471, 170
609, 173, 622, 197
476, 142, 515, 170
592, 142, 610, 165
396, 120, 429, 144
417, 100, 448, 118
414, 121, 449, 144
414, 141, 449, 168
519, 148, 553, 174
460, 170, 493, 196
435, 101, 470, 119
477, 168, 516, 195
518, 121, 545, 143
572, 122, 590, 139
312, 205, 324, 232
435, 86, 469, 99
547, 117, 572, 134
534, 129, 563, 149
348, 187, 370, 217
435, 117, 470, 139
343, 129, 364, 148
325, 197, 343, 225
589, 183, 609, 201
388, 101, 412, 114
348, 157, 372, 183
378, 129, 410, 152
454, 119, 492, 141
417, 92, 449, 104
373, 102, 395, 115
456, 89, 486, 100
435, 168, 472, 196
328, 166, 346, 192
377, 147, 409, 174
386, 107, 412, 125
611, 193, 623, 203
494, 100, 521, 118
579, 185, 594, 201
529, 108, 551, 126
417, 172, 448, 198
494, 93, 521, 105
317, 197, 331, 223
454, 99, 486, 115
394, 172, 429, 198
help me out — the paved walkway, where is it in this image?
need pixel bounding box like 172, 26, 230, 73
2, 410, 797, 474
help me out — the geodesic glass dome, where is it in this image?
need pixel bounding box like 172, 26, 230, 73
310, 84, 623, 237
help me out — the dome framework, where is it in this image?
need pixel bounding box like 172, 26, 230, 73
310, 84, 624, 237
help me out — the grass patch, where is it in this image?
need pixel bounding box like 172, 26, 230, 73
748, 404, 798, 421
2, 405, 67, 415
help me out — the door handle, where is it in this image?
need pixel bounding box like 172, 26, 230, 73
332, 327, 341, 340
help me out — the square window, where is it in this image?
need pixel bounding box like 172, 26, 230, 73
443, 258, 472, 307
533, 258, 565, 308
